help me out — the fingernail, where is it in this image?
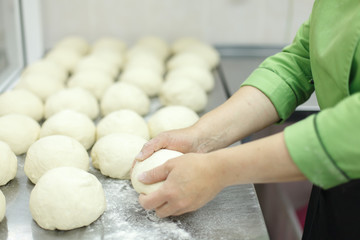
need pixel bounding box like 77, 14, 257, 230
138, 172, 147, 182
135, 152, 143, 160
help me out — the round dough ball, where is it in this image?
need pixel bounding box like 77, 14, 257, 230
96, 109, 149, 140
22, 59, 68, 83
0, 114, 40, 155
166, 66, 214, 92
125, 53, 165, 75
131, 149, 183, 194
101, 82, 150, 116
182, 43, 220, 69
167, 52, 209, 71
24, 135, 89, 184
126, 45, 164, 62
0, 89, 44, 121
171, 37, 203, 53
40, 110, 96, 150
44, 88, 99, 120
75, 56, 118, 79
0, 141, 17, 186
148, 106, 199, 138
30, 167, 106, 230
119, 67, 163, 97
136, 36, 169, 60
16, 73, 65, 101
91, 133, 147, 179
92, 37, 127, 54
46, 48, 83, 72
68, 70, 114, 100
91, 50, 124, 70
0, 190, 5, 222
159, 78, 207, 112
54, 36, 90, 55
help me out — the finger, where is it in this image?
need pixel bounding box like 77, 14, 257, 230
137, 163, 171, 185
135, 134, 169, 161
138, 191, 167, 210
155, 202, 177, 218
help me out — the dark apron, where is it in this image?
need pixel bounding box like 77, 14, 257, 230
302, 180, 360, 239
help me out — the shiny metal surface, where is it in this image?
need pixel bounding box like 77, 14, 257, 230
0, 66, 269, 240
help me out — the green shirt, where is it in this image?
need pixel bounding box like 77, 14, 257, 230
242, 0, 360, 189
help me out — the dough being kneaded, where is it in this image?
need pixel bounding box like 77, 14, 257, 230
30, 167, 106, 230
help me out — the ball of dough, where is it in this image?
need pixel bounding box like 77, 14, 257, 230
24, 135, 89, 184
0, 190, 5, 222
40, 110, 96, 150
54, 36, 90, 55
125, 53, 165, 75
136, 36, 169, 60
44, 87, 99, 120
22, 59, 68, 83
46, 48, 83, 73
0, 89, 44, 121
119, 67, 163, 97
131, 149, 183, 194
91, 133, 147, 179
147, 106, 199, 138
166, 66, 214, 92
159, 78, 207, 112
16, 73, 65, 101
96, 109, 149, 140
92, 37, 127, 54
75, 56, 118, 79
126, 45, 164, 63
0, 141, 17, 186
101, 82, 150, 116
171, 37, 203, 54
182, 43, 220, 69
0, 114, 40, 155
67, 70, 114, 100
29, 167, 106, 230
91, 50, 124, 70
167, 52, 209, 71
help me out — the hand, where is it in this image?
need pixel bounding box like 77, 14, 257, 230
137, 152, 225, 218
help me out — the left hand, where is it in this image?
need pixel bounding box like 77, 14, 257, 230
137, 152, 224, 218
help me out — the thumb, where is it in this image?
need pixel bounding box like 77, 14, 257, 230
138, 164, 171, 185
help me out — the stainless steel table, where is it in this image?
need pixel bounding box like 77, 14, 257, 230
0, 60, 269, 240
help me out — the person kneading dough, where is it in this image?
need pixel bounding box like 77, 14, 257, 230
30, 167, 106, 230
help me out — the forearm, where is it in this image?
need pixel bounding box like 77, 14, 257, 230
209, 131, 306, 187
193, 85, 280, 152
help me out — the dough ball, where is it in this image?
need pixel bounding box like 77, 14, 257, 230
0, 190, 5, 222
0, 114, 40, 155
75, 56, 118, 79
44, 87, 99, 120
92, 37, 127, 54
54, 36, 90, 55
136, 36, 169, 60
22, 59, 68, 83
171, 37, 203, 53
147, 106, 199, 138
96, 109, 149, 140
0, 141, 17, 186
119, 67, 163, 97
125, 53, 165, 75
166, 66, 214, 92
167, 52, 209, 71
24, 135, 89, 184
131, 149, 183, 194
40, 110, 96, 150
16, 73, 65, 101
46, 48, 83, 72
126, 45, 164, 63
182, 43, 220, 69
101, 82, 150, 116
91, 133, 147, 179
91, 50, 124, 70
29, 167, 106, 230
67, 70, 113, 100
0, 89, 44, 121
159, 78, 207, 112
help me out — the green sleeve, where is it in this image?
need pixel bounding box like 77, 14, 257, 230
242, 18, 314, 121
284, 93, 360, 189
